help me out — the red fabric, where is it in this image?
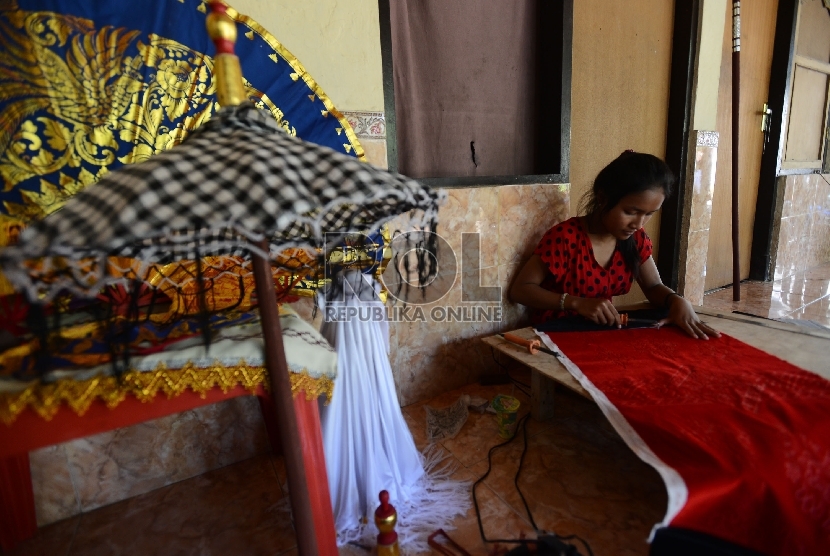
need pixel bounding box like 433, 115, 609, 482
532, 217, 652, 323
545, 327, 830, 556
0, 453, 37, 552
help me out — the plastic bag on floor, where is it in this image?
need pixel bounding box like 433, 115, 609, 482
425, 394, 490, 442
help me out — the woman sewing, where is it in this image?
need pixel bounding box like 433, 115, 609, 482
510, 150, 720, 340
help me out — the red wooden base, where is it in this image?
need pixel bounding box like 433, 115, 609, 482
0, 386, 263, 460
292, 394, 337, 553
0, 453, 37, 552
0, 387, 334, 553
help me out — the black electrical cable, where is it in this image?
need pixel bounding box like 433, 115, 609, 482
511, 381, 531, 399
489, 347, 531, 387
489, 347, 532, 397
472, 413, 594, 556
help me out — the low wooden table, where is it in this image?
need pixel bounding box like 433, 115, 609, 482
483, 308, 830, 422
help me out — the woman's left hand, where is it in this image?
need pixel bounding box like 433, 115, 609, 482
659, 296, 721, 340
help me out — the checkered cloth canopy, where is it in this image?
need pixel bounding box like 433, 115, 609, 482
1, 103, 444, 302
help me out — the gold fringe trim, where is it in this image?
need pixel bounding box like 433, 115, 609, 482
0, 362, 334, 425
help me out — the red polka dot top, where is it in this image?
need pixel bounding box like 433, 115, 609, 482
531, 216, 652, 324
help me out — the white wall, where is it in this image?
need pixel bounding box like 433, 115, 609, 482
228, 0, 384, 111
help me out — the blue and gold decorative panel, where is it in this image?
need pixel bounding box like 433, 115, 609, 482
0, 0, 365, 293
0, 0, 363, 227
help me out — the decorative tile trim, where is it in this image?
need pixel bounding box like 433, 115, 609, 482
343, 111, 385, 139
696, 130, 719, 148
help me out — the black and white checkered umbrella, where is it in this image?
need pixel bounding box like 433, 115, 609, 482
0, 6, 441, 552
0, 103, 443, 302
0, 99, 443, 556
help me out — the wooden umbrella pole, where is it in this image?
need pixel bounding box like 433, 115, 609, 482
732, 0, 741, 301
207, 5, 337, 553
252, 239, 337, 555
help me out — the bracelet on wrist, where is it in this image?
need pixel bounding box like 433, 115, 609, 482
559, 292, 568, 311
664, 292, 682, 309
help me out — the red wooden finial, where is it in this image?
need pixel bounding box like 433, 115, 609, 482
208, 0, 226, 14
378, 490, 392, 516
207, 1, 236, 55
375, 490, 400, 553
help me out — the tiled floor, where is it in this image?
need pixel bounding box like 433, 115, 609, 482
7, 371, 667, 556
701, 263, 830, 328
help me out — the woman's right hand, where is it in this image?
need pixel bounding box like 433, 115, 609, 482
570, 297, 621, 327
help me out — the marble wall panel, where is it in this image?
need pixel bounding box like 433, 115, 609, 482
497, 184, 570, 267
683, 230, 710, 306
390, 265, 501, 406
787, 214, 810, 274
806, 211, 820, 267
390, 319, 449, 406
796, 214, 813, 274
785, 218, 801, 278
30, 444, 80, 526
775, 174, 830, 280
805, 174, 818, 210
69, 396, 268, 512
347, 247, 539, 406
31, 396, 269, 523
775, 217, 794, 281
386, 183, 568, 406
497, 262, 531, 332
806, 173, 821, 205
817, 211, 830, 263
784, 175, 803, 219
360, 138, 388, 169
439, 187, 500, 270
793, 175, 817, 216
781, 174, 796, 218
818, 177, 830, 210
688, 145, 717, 233
814, 178, 830, 264
680, 136, 718, 303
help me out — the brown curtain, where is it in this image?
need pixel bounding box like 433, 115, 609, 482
390, 0, 538, 178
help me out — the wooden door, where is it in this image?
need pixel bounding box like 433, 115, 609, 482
705, 0, 779, 290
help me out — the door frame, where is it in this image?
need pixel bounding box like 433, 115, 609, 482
658, 0, 700, 291
666, 0, 809, 284
749, 0, 800, 280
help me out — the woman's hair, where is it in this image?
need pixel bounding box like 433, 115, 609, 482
578, 151, 675, 280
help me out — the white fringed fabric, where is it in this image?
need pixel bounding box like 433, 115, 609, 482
319, 272, 469, 552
